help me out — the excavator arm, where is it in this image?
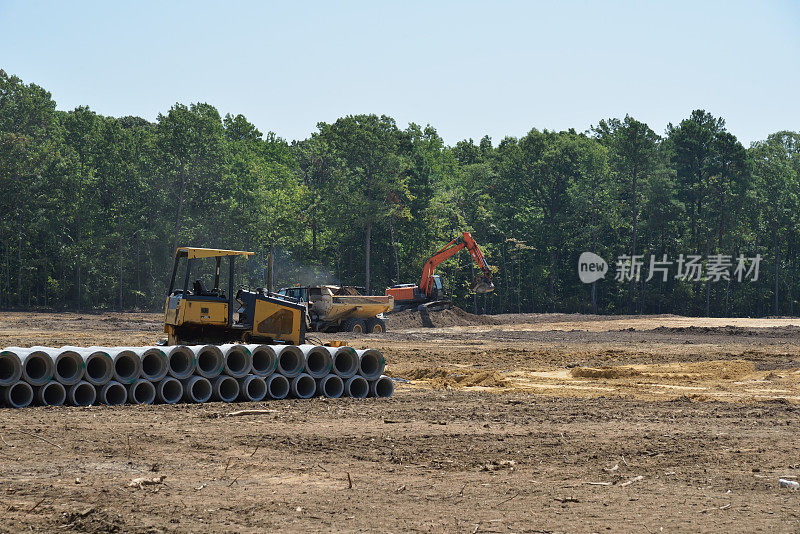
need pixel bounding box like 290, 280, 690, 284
419, 232, 494, 297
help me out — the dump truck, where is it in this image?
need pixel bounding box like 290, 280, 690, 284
277, 285, 393, 333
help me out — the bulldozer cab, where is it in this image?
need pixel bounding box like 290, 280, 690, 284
163, 247, 306, 345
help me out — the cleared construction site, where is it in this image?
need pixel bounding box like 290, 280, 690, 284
1, 310, 798, 532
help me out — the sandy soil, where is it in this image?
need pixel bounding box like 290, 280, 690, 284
1, 310, 799, 532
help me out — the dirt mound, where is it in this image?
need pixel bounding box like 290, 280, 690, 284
650, 325, 800, 337
387, 306, 499, 329
400, 367, 508, 388
571, 360, 755, 381
571, 367, 642, 379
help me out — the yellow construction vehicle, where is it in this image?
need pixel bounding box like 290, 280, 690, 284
163, 247, 307, 345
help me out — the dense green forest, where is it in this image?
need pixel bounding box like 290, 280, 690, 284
2, 69, 799, 316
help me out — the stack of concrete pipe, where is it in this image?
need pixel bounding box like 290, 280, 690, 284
0, 344, 393, 408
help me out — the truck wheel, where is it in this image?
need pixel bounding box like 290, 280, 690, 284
343, 318, 366, 333
366, 317, 386, 334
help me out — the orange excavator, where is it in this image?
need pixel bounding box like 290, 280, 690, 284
386, 231, 494, 311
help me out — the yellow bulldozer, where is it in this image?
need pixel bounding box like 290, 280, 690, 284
163, 247, 307, 345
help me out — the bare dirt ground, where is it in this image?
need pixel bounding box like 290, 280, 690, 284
1, 310, 800, 533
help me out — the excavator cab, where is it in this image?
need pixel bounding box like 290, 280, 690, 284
163, 247, 306, 345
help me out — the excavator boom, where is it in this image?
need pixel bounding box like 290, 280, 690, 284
419, 232, 494, 297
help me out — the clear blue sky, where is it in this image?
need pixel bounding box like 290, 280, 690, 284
1, 1, 798, 146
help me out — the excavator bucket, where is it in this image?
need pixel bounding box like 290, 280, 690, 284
472, 276, 495, 294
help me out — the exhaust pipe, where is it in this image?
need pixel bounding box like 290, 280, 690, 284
36, 381, 67, 406
317, 374, 344, 398
212, 375, 240, 402
98, 380, 128, 406
246, 345, 277, 377
181, 376, 212, 403
344, 375, 369, 398
326, 346, 359, 378
369, 375, 394, 398
3, 380, 34, 408
290, 373, 316, 399
272, 345, 304, 377
6, 347, 54, 386
0, 349, 23, 386
299, 345, 333, 379
31, 346, 83, 385
127, 379, 156, 405
164, 345, 196, 379
218, 344, 252, 378
237, 375, 267, 402
68, 380, 97, 406
356, 349, 385, 380
155, 377, 183, 404
192, 345, 224, 379
264, 373, 290, 399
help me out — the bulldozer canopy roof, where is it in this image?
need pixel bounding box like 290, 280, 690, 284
175, 247, 254, 259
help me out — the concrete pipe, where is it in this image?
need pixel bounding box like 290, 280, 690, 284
369, 375, 394, 398
68, 380, 97, 406
218, 344, 252, 378
245, 344, 277, 377
31, 346, 83, 385
212, 375, 240, 402
299, 345, 333, 379
127, 379, 156, 405
2, 380, 34, 408
192, 345, 224, 379
36, 381, 67, 406
344, 375, 369, 398
88, 348, 141, 385
138, 347, 169, 382
317, 374, 344, 398
181, 376, 212, 403
237, 375, 267, 402
290, 373, 316, 399
356, 349, 385, 380
272, 345, 304, 377
164, 345, 196, 380
98, 380, 127, 406
0, 349, 23, 386
326, 346, 359, 378
61, 347, 113, 386
265, 373, 290, 400
155, 377, 183, 404
5, 347, 54, 386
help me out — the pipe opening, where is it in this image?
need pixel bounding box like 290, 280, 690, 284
359, 351, 383, 379
267, 375, 290, 399
320, 375, 344, 398
85, 355, 112, 383
71, 382, 96, 406
41, 382, 66, 406
129, 380, 156, 405
25, 355, 49, 382
197, 349, 222, 377
0, 355, 19, 382
159, 378, 182, 404
372, 376, 394, 398
8, 382, 33, 407
225, 349, 250, 376
305, 350, 331, 377
292, 374, 316, 399
141, 352, 167, 380
185, 377, 212, 403
251, 348, 275, 376
169, 349, 194, 378
214, 376, 239, 402
333, 349, 358, 377
246, 378, 267, 400
115, 354, 139, 381
102, 382, 127, 405
346, 376, 369, 398
278, 349, 303, 377
56, 356, 80, 382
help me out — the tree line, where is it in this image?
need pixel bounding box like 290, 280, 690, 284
2, 69, 799, 316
